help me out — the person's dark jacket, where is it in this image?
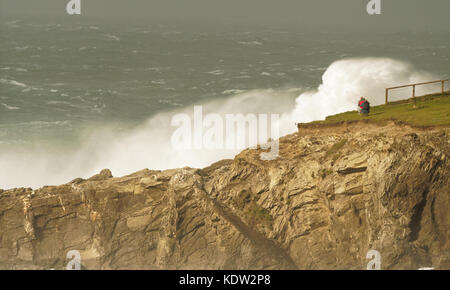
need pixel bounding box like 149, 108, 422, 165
359, 99, 370, 114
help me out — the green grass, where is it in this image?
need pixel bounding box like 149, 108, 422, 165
308, 92, 450, 127
233, 190, 273, 228
248, 203, 273, 225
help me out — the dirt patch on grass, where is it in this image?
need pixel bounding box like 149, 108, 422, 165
297, 120, 450, 137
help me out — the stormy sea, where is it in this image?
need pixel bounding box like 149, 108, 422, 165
1, 16, 449, 189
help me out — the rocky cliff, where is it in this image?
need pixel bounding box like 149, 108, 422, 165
0, 122, 448, 269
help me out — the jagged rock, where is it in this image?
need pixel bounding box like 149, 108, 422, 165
88, 169, 113, 181
0, 123, 448, 269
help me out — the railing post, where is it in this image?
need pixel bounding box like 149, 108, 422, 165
385, 88, 388, 104
442, 80, 445, 94
412, 85, 416, 108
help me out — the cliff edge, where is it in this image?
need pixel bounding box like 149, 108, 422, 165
0, 121, 448, 270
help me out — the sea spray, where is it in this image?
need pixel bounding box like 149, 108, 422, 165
0, 58, 440, 189
287, 58, 438, 125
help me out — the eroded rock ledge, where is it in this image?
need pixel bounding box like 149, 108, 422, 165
0, 124, 448, 269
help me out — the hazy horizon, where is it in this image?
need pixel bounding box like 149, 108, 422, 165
1, 0, 450, 32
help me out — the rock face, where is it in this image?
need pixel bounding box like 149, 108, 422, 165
0, 123, 448, 270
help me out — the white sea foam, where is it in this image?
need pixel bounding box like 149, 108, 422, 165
207, 70, 225, 76
7, 120, 71, 127
46, 100, 76, 107
1, 103, 20, 110
223, 89, 246, 95
105, 34, 120, 41
15, 46, 29, 51
0, 89, 295, 189
151, 79, 167, 85
285, 57, 438, 125
238, 41, 263, 46
0, 78, 27, 88
0, 58, 441, 189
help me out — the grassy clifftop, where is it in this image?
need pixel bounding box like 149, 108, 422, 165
306, 92, 450, 127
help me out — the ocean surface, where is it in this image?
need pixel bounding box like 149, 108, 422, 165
1, 16, 449, 188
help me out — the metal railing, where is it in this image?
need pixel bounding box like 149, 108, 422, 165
385, 78, 450, 105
